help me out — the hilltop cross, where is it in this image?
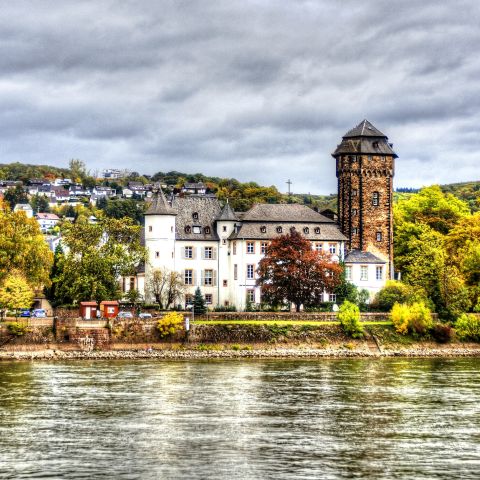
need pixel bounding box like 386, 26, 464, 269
286, 179, 292, 196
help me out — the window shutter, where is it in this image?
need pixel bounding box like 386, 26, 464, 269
213, 248, 217, 260
213, 270, 217, 286
201, 270, 205, 286
191, 270, 196, 286
181, 248, 185, 260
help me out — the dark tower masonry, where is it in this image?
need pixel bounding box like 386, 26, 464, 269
332, 120, 397, 278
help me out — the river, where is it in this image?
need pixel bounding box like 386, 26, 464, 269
0, 358, 479, 479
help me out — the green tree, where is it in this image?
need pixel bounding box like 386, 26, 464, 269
69, 159, 88, 183
4, 185, 28, 209
0, 273, 34, 313
30, 194, 50, 214
53, 218, 145, 305
193, 287, 206, 315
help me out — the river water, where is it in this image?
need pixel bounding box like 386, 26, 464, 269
0, 358, 479, 479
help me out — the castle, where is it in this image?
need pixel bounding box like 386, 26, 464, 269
124, 120, 396, 310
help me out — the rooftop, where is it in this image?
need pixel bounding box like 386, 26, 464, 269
344, 250, 386, 264
242, 203, 334, 223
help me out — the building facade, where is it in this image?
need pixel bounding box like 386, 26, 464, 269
126, 120, 394, 309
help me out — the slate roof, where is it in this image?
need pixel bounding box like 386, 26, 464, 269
230, 222, 347, 241
145, 189, 177, 216
332, 119, 397, 157
343, 119, 386, 138
216, 202, 237, 221
172, 195, 221, 241
344, 250, 386, 264
242, 203, 334, 223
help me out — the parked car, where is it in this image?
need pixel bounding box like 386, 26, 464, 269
138, 312, 152, 319
19, 309, 31, 317
32, 309, 46, 318
117, 311, 133, 319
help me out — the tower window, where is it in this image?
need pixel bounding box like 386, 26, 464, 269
352, 189, 358, 197
372, 192, 380, 206
352, 227, 358, 234
352, 209, 358, 216
376, 232, 382, 242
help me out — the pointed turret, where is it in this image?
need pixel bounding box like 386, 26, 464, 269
216, 201, 237, 221
145, 186, 177, 216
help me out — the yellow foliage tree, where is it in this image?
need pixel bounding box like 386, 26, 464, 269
0, 273, 34, 312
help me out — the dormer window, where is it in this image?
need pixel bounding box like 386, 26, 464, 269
276, 226, 283, 234
314, 227, 320, 234
260, 226, 267, 233
192, 212, 199, 220
303, 227, 309, 234
204, 226, 211, 234
372, 141, 379, 148
193, 226, 201, 234
185, 226, 191, 234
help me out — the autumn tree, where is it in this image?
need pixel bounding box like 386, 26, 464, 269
0, 200, 53, 288
0, 273, 34, 314
147, 268, 185, 309
52, 217, 146, 305
257, 229, 342, 312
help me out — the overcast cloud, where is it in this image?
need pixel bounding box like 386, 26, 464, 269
0, 0, 479, 194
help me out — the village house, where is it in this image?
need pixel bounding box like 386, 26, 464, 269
36, 212, 60, 232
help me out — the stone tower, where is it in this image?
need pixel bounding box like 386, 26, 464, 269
332, 120, 397, 278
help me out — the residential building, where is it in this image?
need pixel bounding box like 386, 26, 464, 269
36, 213, 60, 232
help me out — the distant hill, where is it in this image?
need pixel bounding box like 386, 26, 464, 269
439, 181, 480, 212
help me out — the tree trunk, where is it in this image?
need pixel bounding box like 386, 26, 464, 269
295, 303, 301, 312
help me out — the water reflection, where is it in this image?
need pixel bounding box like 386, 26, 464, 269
0, 358, 479, 479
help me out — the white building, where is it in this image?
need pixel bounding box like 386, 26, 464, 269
127, 188, 387, 310
13, 203, 34, 218
36, 213, 60, 232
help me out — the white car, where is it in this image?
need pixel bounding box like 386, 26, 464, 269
138, 312, 152, 319
117, 311, 133, 319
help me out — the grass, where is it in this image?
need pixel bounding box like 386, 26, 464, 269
194, 320, 393, 326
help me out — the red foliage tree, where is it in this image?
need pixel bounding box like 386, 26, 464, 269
257, 229, 342, 312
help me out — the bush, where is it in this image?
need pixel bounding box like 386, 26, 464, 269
391, 302, 433, 336
337, 301, 364, 338
157, 312, 184, 338
373, 281, 429, 311
455, 313, 480, 341
431, 323, 454, 343
213, 304, 237, 312
6, 321, 30, 336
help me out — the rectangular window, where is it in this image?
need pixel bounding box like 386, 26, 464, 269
204, 269, 213, 286
352, 227, 358, 234
345, 266, 352, 281
148, 225, 152, 232
204, 246, 213, 259
329, 243, 337, 254
315, 243, 323, 253
155, 251, 160, 258
352, 208, 358, 216
222, 226, 227, 232
246, 264, 254, 279
352, 189, 358, 197
184, 269, 193, 285
246, 241, 255, 254
193, 226, 201, 234
129, 277, 135, 290
376, 266, 383, 281
329, 293, 337, 303
205, 294, 212, 304
360, 266, 368, 281
185, 294, 193, 306
376, 232, 382, 242
246, 289, 255, 302
233, 242, 237, 255
223, 279, 228, 287
372, 192, 380, 206
234, 264, 238, 281
261, 242, 268, 254
184, 246, 193, 259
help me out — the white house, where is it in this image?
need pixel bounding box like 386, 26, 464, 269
127, 188, 387, 310
13, 203, 34, 218
36, 213, 60, 232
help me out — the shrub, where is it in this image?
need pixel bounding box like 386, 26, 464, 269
6, 321, 29, 336
391, 302, 433, 336
337, 301, 363, 338
157, 312, 184, 338
373, 281, 429, 311
455, 313, 480, 341
431, 323, 454, 343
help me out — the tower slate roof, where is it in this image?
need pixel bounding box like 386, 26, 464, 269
332, 119, 397, 157
145, 188, 177, 216
216, 202, 238, 221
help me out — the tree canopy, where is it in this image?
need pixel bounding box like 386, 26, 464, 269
257, 229, 342, 311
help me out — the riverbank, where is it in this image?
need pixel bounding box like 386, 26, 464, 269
2, 341, 480, 360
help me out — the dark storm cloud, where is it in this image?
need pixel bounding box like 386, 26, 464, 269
0, 0, 479, 192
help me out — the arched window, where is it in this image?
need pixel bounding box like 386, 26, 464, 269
372, 192, 380, 206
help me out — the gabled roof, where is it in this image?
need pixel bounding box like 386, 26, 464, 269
344, 250, 386, 264
343, 119, 386, 138
242, 203, 334, 223
145, 188, 177, 216
216, 202, 237, 221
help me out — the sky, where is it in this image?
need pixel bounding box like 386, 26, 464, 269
0, 0, 479, 195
